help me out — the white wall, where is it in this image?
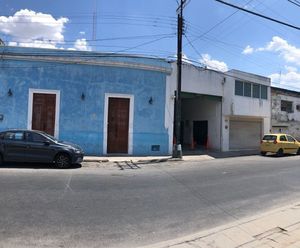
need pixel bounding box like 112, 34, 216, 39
165, 66, 176, 154
169, 63, 224, 96
166, 64, 272, 152
181, 97, 222, 150
222, 71, 271, 117
221, 70, 271, 151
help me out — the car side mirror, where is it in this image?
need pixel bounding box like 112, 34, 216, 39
44, 141, 50, 146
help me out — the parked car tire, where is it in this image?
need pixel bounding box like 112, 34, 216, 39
260, 151, 267, 156
55, 153, 71, 169
276, 148, 284, 157
0, 154, 3, 166
297, 148, 300, 155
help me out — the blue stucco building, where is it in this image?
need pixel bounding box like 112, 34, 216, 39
0, 46, 173, 155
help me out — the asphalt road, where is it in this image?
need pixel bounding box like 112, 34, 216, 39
1, 155, 300, 248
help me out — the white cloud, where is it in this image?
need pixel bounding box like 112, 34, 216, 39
73, 38, 91, 51
242, 45, 254, 55
257, 36, 300, 66
0, 9, 68, 48
172, 53, 193, 64
269, 66, 300, 90
200, 54, 228, 72
9, 40, 57, 49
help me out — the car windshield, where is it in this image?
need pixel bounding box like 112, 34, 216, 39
262, 135, 277, 141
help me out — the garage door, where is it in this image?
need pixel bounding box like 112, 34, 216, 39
229, 120, 262, 150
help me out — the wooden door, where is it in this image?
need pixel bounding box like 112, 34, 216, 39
107, 97, 130, 153
32, 93, 56, 136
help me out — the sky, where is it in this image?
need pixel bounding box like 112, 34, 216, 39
1, 0, 300, 91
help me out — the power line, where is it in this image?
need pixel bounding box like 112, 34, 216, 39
288, 0, 300, 8
183, 33, 205, 63
0, 14, 176, 24
184, 0, 255, 48
215, 0, 300, 31
0, 34, 176, 67
112, 34, 175, 54
6, 33, 176, 44
183, 28, 283, 76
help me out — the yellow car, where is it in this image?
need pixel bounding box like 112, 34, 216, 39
260, 134, 300, 156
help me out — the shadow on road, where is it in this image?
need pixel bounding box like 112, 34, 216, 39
115, 161, 141, 170
264, 153, 298, 158
183, 148, 260, 159
0, 162, 82, 170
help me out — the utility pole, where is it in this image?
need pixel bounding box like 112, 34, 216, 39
173, 0, 187, 158
92, 0, 98, 40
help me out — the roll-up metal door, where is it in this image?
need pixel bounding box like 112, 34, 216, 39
229, 120, 262, 150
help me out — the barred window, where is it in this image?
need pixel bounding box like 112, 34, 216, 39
281, 100, 293, 113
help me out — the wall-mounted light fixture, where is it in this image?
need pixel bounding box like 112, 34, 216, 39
170, 94, 176, 100
7, 89, 13, 97
148, 96, 153, 105
81, 93, 85, 101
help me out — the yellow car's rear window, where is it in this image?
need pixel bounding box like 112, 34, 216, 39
262, 135, 277, 141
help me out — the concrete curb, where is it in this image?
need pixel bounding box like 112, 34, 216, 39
83, 157, 181, 164
83, 155, 217, 164
82, 151, 259, 165
82, 159, 110, 163
83, 157, 172, 164
140, 201, 300, 248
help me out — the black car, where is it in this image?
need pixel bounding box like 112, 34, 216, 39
0, 129, 84, 168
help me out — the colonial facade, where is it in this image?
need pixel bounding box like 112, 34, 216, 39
0, 46, 172, 155
2, 46, 288, 156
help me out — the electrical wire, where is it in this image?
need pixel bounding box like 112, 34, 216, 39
6, 33, 176, 44
0, 34, 176, 68
288, 0, 300, 8
184, 0, 255, 49
215, 0, 300, 30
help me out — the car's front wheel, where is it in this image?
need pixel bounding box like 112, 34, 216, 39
260, 151, 267, 156
297, 148, 300, 155
54, 153, 71, 169
0, 154, 3, 166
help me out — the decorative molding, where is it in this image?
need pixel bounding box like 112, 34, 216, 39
27, 88, 60, 138
3, 55, 172, 74
103, 93, 134, 155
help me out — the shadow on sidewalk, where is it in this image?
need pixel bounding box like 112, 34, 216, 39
183, 148, 259, 159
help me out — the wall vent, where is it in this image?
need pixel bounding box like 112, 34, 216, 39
151, 145, 160, 151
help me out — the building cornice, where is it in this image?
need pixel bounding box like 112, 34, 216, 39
2, 54, 172, 74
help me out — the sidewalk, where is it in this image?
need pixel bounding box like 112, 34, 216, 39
142, 202, 300, 248
83, 149, 259, 164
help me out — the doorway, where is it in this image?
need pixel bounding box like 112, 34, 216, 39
32, 93, 56, 136
28, 89, 60, 137
193, 120, 208, 147
107, 97, 130, 153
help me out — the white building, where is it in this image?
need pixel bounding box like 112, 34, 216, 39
166, 63, 271, 153
271, 87, 300, 140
